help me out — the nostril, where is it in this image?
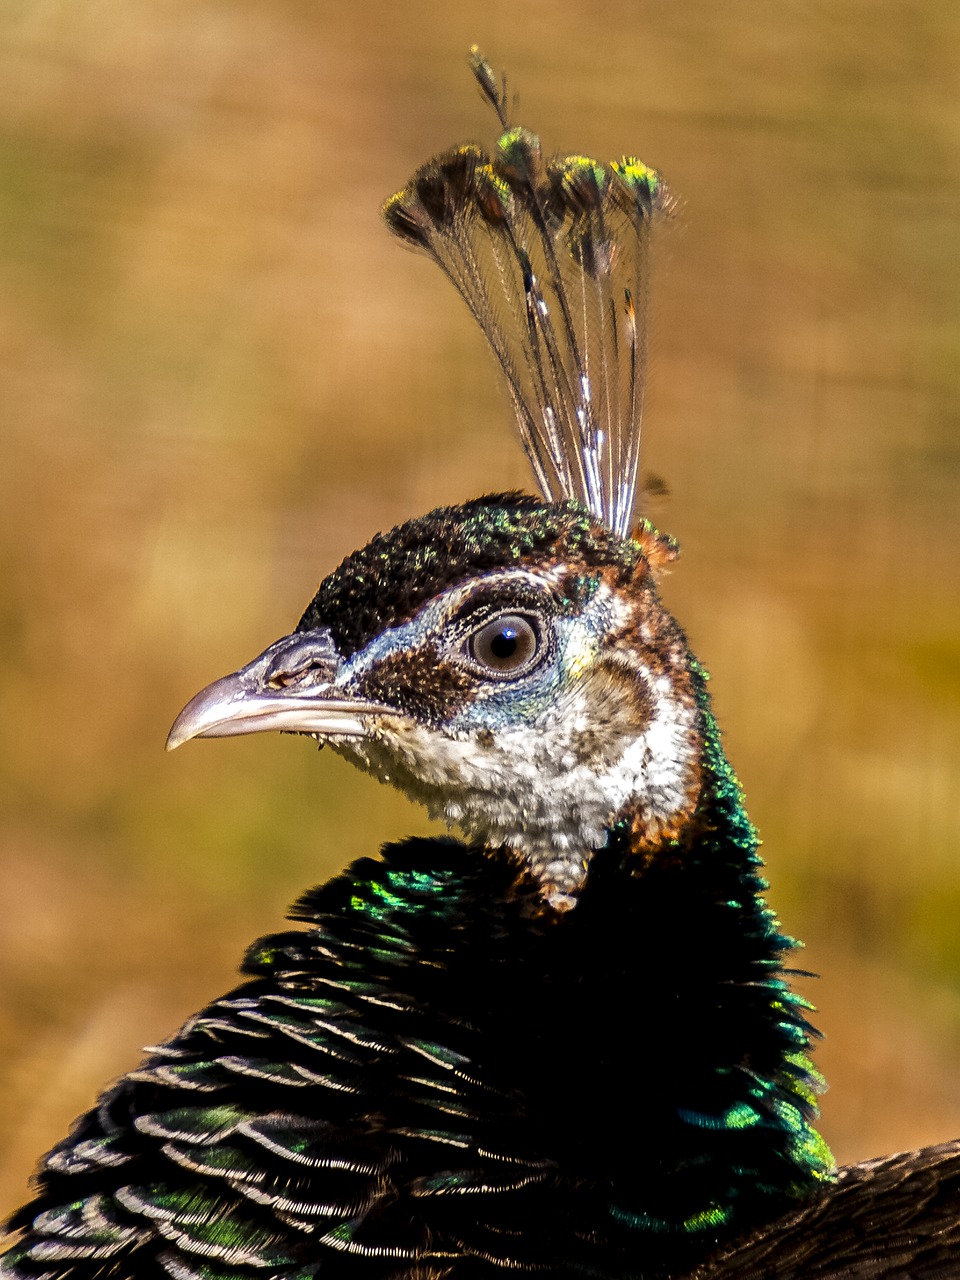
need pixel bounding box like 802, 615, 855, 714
266, 661, 333, 691
258, 628, 342, 692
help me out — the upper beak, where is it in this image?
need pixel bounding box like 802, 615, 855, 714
166, 627, 387, 751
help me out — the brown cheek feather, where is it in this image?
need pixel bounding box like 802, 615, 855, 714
568, 660, 656, 772
626, 750, 703, 865
353, 646, 475, 724
611, 576, 705, 862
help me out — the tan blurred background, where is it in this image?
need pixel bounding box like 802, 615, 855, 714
1, 0, 959, 1224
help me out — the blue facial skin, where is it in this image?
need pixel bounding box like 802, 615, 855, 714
333, 568, 617, 734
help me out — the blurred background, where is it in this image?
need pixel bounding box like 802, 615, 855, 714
1, 0, 959, 1223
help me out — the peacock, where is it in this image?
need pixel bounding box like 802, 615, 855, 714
3, 49, 960, 1280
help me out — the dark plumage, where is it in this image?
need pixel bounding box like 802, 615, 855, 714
3, 49, 959, 1280
2, 652, 833, 1278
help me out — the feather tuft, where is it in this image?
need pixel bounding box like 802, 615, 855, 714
383, 50, 672, 536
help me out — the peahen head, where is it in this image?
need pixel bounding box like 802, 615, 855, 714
168, 493, 702, 909
167, 52, 697, 911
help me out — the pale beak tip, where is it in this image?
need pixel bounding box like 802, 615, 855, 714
165, 717, 193, 752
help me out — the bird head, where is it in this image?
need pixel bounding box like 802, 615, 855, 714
168, 58, 691, 910
168, 494, 702, 909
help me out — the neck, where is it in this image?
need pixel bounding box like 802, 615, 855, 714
281, 665, 833, 1273
495, 658, 834, 1262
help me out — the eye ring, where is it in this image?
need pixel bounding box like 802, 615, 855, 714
465, 613, 542, 678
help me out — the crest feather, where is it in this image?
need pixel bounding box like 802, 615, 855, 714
383, 48, 672, 537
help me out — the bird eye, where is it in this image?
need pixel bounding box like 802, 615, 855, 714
467, 614, 541, 676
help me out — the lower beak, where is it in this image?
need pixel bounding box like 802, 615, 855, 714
166, 628, 387, 751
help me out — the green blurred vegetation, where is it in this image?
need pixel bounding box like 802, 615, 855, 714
1, 0, 959, 1223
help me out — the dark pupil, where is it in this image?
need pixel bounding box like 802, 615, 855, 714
490, 627, 519, 660
469, 614, 538, 674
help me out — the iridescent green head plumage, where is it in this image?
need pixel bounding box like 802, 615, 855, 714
295, 493, 675, 655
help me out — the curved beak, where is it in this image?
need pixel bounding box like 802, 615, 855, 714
166, 628, 387, 751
